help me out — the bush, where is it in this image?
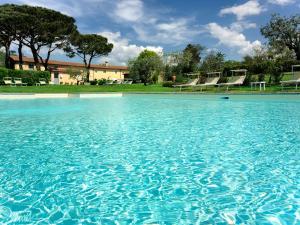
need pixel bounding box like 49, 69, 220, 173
97, 78, 107, 85
0, 67, 50, 86
258, 73, 265, 82
162, 81, 174, 87
90, 79, 98, 85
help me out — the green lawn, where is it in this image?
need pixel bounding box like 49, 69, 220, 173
0, 84, 299, 93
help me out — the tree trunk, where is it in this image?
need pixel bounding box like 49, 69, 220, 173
42, 45, 53, 71
4, 44, 10, 69
296, 49, 300, 61
30, 44, 41, 71
85, 55, 93, 82
86, 67, 90, 82
18, 42, 23, 70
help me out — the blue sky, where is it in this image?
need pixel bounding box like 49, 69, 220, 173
1, 0, 299, 65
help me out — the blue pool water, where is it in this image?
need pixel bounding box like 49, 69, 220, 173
0, 94, 299, 224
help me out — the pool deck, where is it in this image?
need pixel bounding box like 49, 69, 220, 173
0, 93, 123, 99
0, 92, 300, 99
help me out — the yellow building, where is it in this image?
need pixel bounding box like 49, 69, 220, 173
10, 56, 128, 85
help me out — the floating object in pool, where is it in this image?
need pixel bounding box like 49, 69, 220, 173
221, 96, 229, 99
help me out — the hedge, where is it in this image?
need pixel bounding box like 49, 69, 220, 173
0, 67, 50, 86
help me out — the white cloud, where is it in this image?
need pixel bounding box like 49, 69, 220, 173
113, 0, 143, 22
133, 18, 203, 45
14, 0, 107, 17
98, 31, 163, 65
220, 0, 264, 20
110, 0, 202, 45
230, 21, 257, 32
268, 0, 295, 5
206, 22, 261, 55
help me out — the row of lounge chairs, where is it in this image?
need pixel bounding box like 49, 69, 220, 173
173, 71, 300, 91
173, 75, 246, 91
105, 79, 133, 85
2, 77, 47, 86
3, 77, 27, 86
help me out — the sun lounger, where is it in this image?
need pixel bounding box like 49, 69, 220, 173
280, 72, 300, 90
173, 78, 199, 91
114, 79, 122, 84
280, 79, 300, 89
14, 78, 27, 86
218, 75, 246, 90
194, 77, 220, 91
3, 77, 14, 86
105, 80, 114, 85
123, 80, 133, 84
36, 78, 47, 86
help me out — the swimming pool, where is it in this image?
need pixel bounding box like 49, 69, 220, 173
0, 94, 299, 224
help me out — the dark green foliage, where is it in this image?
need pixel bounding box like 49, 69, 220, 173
163, 64, 173, 81
182, 44, 204, 73
201, 51, 225, 73
90, 80, 98, 85
261, 14, 300, 60
0, 67, 50, 85
128, 50, 163, 85
0, 4, 77, 70
0, 51, 4, 67
65, 33, 113, 81
97, 79, 107, 85
162, 81, 174, 87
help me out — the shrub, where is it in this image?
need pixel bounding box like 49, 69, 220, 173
97, 78, 107, 85
175, 74, 184, 83
258, 73, 265, 82
90, 79, 98, 85
162, 81, 174, 87
0, 67, 50, 86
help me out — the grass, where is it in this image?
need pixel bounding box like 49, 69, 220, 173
0, 84, 176, 93
0, 84, 299, 94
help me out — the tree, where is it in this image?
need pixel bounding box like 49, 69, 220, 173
0, 4, 77, 70
65, 33, 113, 82
0, 50, 5, 67
0, 4, 22, 68
19, 5, 77, 70
65, 67, 85, 85
129, 50, 163, 85
201, 51, 225, 73
261, 14, 300, 60
182, 44, 205, 73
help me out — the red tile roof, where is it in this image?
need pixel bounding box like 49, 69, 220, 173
10, 55, 128, 70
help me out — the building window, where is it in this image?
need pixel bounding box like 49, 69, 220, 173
29, 63, 34, 70
54, 72, 59, 79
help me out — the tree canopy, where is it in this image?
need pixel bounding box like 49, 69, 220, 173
261, 14, 300, 60
201, 51, 225, 73
129, 50, 163, 85
65, 33, 113, 81
182, 44, 205, 73
0, 4, 77, 70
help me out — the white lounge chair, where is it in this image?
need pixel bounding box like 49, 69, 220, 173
173, 78, 199, 91
36, 78, 47, 86
122, 80, 133, 84
280, 71, 300, 90
105, 80, 114, 85
14, 78, 27, 86
3, 77, 13, 86
194, 77, 220, 91
218, 75, 246, 91
114, 79, 122, 84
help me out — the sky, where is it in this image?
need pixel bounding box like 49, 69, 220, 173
1, 0, 299, 65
